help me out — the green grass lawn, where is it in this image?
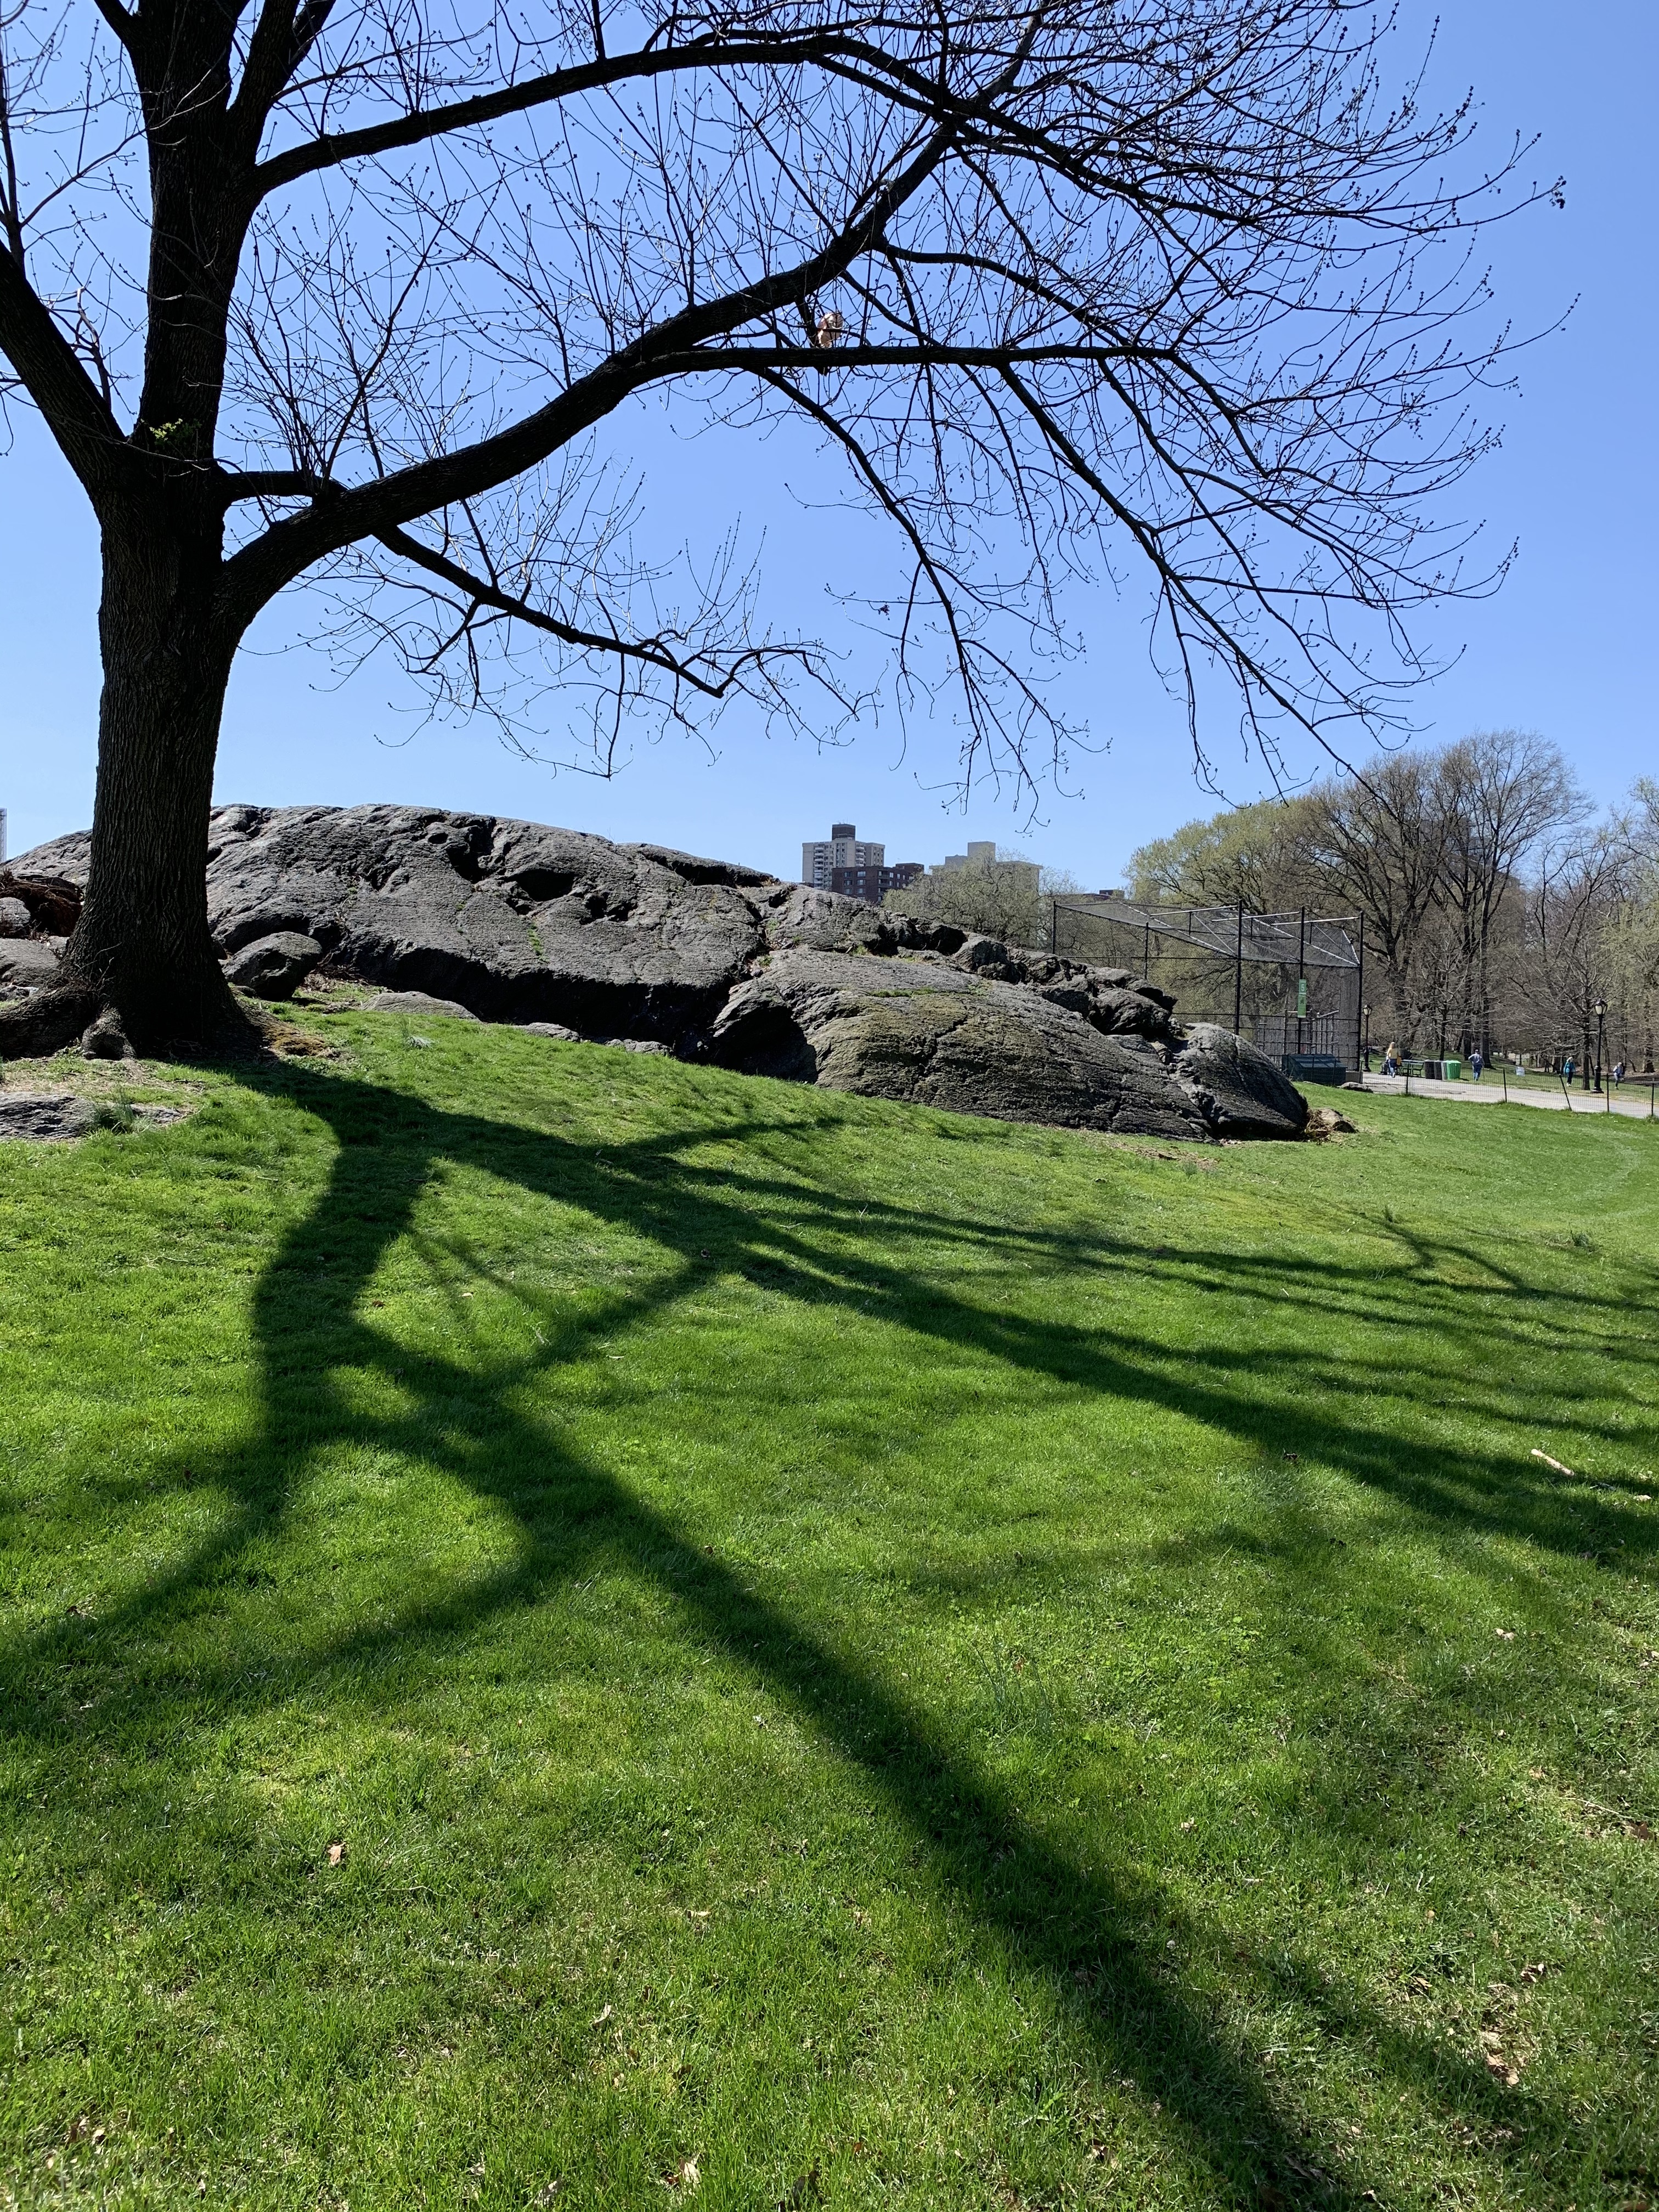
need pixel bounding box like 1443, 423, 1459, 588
2, 1016, 1656, 2210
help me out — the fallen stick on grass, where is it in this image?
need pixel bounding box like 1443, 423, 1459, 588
1531, 1448, 1576, 1478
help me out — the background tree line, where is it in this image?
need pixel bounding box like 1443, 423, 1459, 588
1125, 735, 1659, 1071
884, 850, 1077, 949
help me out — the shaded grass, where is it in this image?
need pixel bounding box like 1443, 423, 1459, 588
1, 1017, 1656, 2209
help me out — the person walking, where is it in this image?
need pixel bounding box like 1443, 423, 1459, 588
1612, 1059, 1626, 1088
1470, 1048, 1483, 1081
1383, 1041, 1401, 1077
1562, 1054, 1575, 1084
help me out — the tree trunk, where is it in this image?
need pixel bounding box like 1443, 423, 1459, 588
0, 522, 249, 1058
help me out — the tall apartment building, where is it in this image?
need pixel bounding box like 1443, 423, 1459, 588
800, 822, 923, 902
802, 822, 881, 885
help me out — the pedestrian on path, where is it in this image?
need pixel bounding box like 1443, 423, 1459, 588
1471, 1048, 1483, 1080
1613, 1059, 1625, 1088
1383, 1041, 1400, 1077
1562, 1055, 1575, 1084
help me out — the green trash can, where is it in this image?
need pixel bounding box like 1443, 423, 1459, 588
1443, 1057, 1463, 1081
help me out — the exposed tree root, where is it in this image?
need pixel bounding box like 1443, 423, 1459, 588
0, 985, 103, 1059
0, 976, 261, 1063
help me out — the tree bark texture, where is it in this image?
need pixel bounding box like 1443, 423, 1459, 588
67, 524, 243, 1045
0, 516, 247, 1057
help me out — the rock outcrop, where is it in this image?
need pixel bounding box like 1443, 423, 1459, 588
1166, 1024, 1309, 1142
0, 871, 81, 936
21, 805, 779, 1043
368, 988, 481, 1021
224, 929, 324, 999
0, 1093, 183, 1141
19, 805, 1308, 1140
0, 939, 61, 993
710, 949, 1211, 1139
0, 1092, 103, 1140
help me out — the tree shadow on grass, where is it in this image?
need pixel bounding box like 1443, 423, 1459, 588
9, 1051, 1652, 2203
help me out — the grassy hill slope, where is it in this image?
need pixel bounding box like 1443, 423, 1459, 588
2, 1018, 1656, 2209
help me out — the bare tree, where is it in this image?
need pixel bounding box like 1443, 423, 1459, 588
1434, 730, 1583, 1054
884, 846, 1045, 944
1305, 752, 1451, 1047
1518, 786, 1659, 1079
0, 0, 1553, 1050
1520, 820, 1631, 1084
1604, 781, 1659, 1070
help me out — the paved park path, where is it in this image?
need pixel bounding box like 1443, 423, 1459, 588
1356, 1073, 1659, 1121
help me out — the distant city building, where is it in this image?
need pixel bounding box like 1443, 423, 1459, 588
938, 841, 998, 873
928, 843, 1039, 900
831, 860, 924, 900
801, 822, 923, 901
802, 822, 882, 885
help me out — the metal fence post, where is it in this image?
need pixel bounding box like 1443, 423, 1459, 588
1354, 912, 1364, 1073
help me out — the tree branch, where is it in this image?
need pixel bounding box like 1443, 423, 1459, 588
375, 522, 796, 696
0, 242, 129, 506
232, 0, 338, 144
86, 0, 138, 53
661, 344, 1149, 370
218, 465, 334, 503
252, 32, 868, 199
747, 363, 1027, 791
223, 116, 964, 614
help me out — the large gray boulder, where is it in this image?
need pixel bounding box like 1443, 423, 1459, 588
224, 930, 323, 999
210, 808, 776, 1042
0, 938, 60, 991
1169, 1023, 1308, 1140
24, 805, 778, 1046
368, 989, 481, 1021
18, 806, 1308, 1141
710, 949, 1212, 1140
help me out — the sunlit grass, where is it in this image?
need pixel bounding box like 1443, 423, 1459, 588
1, 1015, 1655, 2209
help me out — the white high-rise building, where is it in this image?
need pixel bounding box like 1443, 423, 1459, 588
800, 822, 885, 888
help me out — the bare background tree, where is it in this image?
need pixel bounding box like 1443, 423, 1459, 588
884, 847, 1069, 945
1514, 798, 1658, 1083
1127, 735, 1659, 1073
1434, 732, 1583, 1059
0, 0, 1551, 1050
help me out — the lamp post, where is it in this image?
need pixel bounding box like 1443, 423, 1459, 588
1594, 998, 1607, 1093
1362, 1003, 1372, 1073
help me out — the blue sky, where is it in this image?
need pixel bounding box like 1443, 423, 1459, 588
2, 0, 1652, 884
